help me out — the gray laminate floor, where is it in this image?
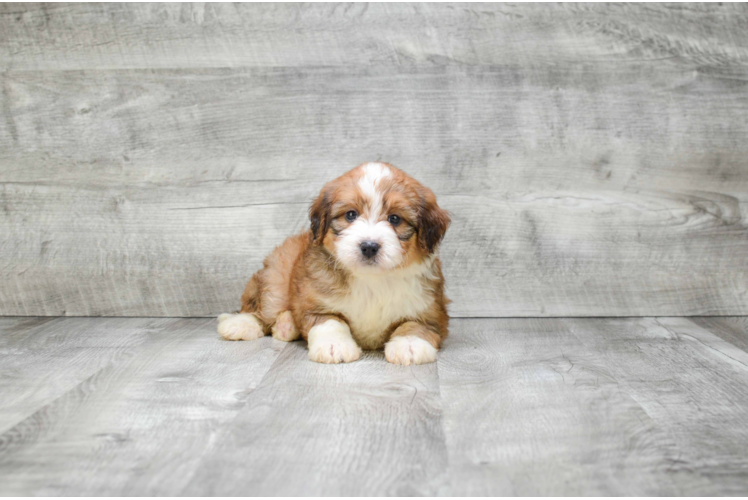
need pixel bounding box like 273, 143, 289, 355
1, 316, 747, 495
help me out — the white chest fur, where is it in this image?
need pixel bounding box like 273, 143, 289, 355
322, 262, 435, 350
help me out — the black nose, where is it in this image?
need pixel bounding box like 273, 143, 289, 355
360, 241, 380, 259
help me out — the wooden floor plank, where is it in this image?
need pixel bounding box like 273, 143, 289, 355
0, 318, 284, 496
564, 317, 748, 495
2, 317, 748, 495
437, 318, 698, 495
0, 317, 170, 434
0, 317, 57, 336
184, 341, 448, 496
689, 317, 748, 354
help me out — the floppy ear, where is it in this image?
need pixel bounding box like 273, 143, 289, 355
309, 190, 331, 245
418, 189, 451, 253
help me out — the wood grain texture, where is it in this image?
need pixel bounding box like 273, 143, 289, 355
0, 317, 168, 433
185, 341, 447, 496
1, 3, 748, 317
1, 3, 747, 70
2, 66, 746, 317
565, 317, 748, 495
689, 316, 748, 353
437, 317, 748, 495
0, 317, 285, 496
438, 318, 690, 495
2, 317, 748, 495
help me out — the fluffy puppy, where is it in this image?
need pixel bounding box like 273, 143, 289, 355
217, 162, 450, 365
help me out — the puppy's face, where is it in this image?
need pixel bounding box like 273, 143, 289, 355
310, 163, 450, 274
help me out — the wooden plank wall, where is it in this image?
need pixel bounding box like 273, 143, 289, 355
1, 3, 747, 317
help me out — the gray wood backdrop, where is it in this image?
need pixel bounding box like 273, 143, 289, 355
1, 3, 747, 317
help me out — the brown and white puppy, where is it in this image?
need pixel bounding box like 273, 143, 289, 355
217, 162, 450, 365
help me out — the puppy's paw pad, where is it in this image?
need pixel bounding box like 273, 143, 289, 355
271, 311, 299, 342
217, 313, 265, 341
385, 336, 437, 365
309, 339, 362, 364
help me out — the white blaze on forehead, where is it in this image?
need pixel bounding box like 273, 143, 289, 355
358, 162, 391, 220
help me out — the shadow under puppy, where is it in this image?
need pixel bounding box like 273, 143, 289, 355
217, 162, 450, 365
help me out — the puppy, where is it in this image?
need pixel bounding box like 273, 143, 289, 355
217, 162, 450, 365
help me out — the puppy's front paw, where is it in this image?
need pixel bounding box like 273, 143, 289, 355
307, 319, 362, 364
271, 310, 300, 342
384, 335, 437, 365
217, 313, 265, 341
309, 337, 362, 364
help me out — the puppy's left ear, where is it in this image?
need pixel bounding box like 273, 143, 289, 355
418, 189, 451, 253
309, 189, 331, 245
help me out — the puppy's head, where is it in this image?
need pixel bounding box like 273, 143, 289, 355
309, 162, 450, 274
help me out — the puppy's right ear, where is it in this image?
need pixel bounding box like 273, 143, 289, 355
309, 190, 330, 245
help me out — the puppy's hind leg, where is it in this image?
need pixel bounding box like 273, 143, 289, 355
271, 310, 300, 342
217, 312, 266, 341
218, 273, 268, 341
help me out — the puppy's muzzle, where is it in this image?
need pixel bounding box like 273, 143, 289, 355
360, 241, 380, 259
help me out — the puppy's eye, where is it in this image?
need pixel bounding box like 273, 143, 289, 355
388, 214, 402, 226
345, 210, 358, 222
